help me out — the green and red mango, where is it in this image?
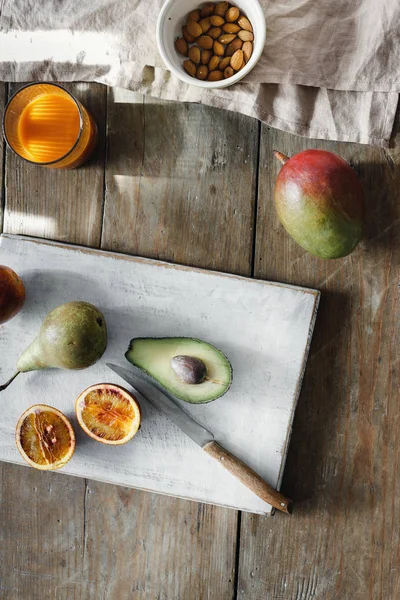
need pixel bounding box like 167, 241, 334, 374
274, 149, 364, 259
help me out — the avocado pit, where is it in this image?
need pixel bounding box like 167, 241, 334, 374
171, 355, 207, 385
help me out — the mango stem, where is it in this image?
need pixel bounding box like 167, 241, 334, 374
0, 371, 20, 392
273, 151, 290, 165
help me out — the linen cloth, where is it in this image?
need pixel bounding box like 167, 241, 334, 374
0, 0, 399, 146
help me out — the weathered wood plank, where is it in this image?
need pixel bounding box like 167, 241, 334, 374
3, 82, 106, 246
82, 89, 260, 600
0, 82, 107, 600
0, 84, 5, 229
0, 469, 86, 600
238, 117, 400, 598
102, 89, 258, 274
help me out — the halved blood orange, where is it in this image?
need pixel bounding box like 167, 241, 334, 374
75, 383, 141, 445
16, 405, 75, 470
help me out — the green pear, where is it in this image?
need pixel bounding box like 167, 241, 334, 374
1, 301, 107, 391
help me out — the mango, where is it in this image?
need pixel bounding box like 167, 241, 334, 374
274, 149, 364, 259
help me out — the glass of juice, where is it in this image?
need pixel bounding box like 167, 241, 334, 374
2, 83, 98, 169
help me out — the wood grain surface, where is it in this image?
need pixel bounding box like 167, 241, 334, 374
102, 90, 259, 274
0, 82, 106, 600
0, 81, 399, 599
237, 119, 400, 598
89, 90, 260, 599
203, 441, 293, 513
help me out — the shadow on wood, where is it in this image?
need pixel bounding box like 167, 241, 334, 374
102, 92, 260, 275
281, 288, 351, 508
356, 159, 400, 259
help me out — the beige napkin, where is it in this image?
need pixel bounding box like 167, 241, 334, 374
1, 0, 398, 146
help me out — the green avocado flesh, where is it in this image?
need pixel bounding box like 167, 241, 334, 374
125, 337, 232, 403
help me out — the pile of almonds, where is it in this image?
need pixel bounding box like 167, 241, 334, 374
175, 2, 254, 82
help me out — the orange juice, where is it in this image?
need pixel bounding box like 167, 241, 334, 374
3, 83, 98, 169
18, 93, 81, 163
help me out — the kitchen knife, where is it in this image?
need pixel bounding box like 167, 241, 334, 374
106, 363, 292, 514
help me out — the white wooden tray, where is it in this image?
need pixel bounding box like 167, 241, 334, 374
0, 234, 319, 515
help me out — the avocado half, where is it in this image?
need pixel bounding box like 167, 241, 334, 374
125, 337, 232, 404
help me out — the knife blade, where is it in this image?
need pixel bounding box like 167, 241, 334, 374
106, 362, 292, 514
107, 363, 214, 448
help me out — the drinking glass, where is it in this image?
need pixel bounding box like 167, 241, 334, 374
3, 83, 98, 169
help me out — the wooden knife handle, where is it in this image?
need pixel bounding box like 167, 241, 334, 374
203, 441, 292, 514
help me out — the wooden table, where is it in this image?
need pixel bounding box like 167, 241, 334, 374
0, 82, 399, 600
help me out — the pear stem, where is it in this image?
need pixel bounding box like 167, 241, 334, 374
0, 371, 20, 392
273, 150, 290, 165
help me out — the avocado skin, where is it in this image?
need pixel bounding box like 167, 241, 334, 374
125, 337, 233, 404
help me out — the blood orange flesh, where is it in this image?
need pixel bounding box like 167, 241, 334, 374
75, 383, 141, 445
16, 405, 75, 470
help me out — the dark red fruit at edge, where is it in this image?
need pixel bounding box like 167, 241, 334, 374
0, 265, 26, 324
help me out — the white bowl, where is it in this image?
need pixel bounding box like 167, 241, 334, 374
156, 0, 266, 89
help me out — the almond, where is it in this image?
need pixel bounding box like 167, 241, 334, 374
183, 59, 196, 77
222, 22, 241, 33
189, 45, 201, 64
197, 35, 213, 49
210, 15, 225, 26
219, 56, 231, 70
196, 65, 208, 80
209, 55, 220, 71
179, 3, 251, 83
200, 2, 215, 17
237, 15, 253, 32
182, 26, 196, 43
208, 70, 224, 81
242, 41, 253, 63
208, 26, 222, 39
238, 30, 254, 41
213, 40, 225, 56
187, 20, 202, 38
230, 49, 244, 71
199, 17, 211, 33
218, 33, 236, 45
214, 1, 229, 17
187, 9, 200, 22
225, 6, 240, 22
175, 37, 188, 57
201, 49, 212, 64
225, 37, 243, 56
